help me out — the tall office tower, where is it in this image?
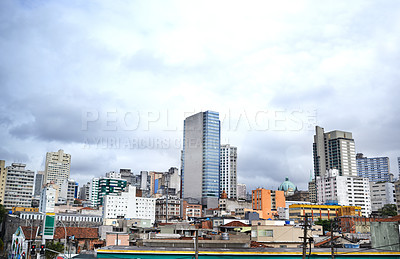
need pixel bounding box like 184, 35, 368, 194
356, 153, 390, 182
44, 149, 71, 192
0, 160, 6, 205
220, 144, 237, 199
237, 183, 247, 200
33, 171, 44, 198
3, 163, 35, 209
313, 126, 357, 177
182, 111, 221, 207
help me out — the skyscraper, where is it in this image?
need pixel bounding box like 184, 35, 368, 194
220, 144, 237, 199
44, 149, 71, 192
182, 111, 221, 206
313, 126, 357, 177
356, 153, 390, 182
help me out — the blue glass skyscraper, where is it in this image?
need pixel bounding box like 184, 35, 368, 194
182, 111, 220, 206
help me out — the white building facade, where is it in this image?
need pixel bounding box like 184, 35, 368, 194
44, 149, 71, 192
39, 185, 56, 213
103, 186, 156, 223
3, 163, 35, 209
316, 169, 371, 216
220, 144, 237, 199
369, 182, 396, 212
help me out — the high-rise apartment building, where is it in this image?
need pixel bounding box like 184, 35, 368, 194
398, 157, 400, 179
356, 153, 390, 182
182, 111, 221, 206
34, 171, 44, 198
44, 149, 71, 192
220, 144, 237, 199
3, 163, 35, 209
237, 183, 247, 200
316, 169, 371, 216
89, 178, 99, 207
0, 160, 7, 205
313, 126, 357, 177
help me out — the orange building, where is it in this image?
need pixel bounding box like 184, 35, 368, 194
252, 188, 285, 219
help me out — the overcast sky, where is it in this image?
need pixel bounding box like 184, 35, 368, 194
1, 0, 400, 191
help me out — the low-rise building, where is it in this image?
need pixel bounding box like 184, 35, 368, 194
182, 199, 202, 220
289, 204, 362, 222
250, 220, 322, 248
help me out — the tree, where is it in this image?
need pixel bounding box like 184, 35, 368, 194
45, 241, 64, 259
314, 219, 332, 232
378, 204, 397, 217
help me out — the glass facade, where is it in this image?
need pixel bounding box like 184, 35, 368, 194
202, 111, 220, 198
182, 111, 221, 200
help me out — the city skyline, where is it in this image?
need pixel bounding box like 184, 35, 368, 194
1, 1, 400, 191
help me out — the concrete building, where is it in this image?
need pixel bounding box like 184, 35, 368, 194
44, 149, 71, 194
182, 111, 221, 207
220, 144, 237, 199
3, 163, 35, 209
181, 199, 202, 220
0, 160, 6, 205
33, 171, 44, 198
289, 204, 362, 222
59, 179, 78, 204
313, 126, 357, 177
97, 177, 127, 207
120, 169, 133, 184
252, 188, 285, 220
89, 178, 99, 207
395, 180, 400, 214
251, 220, 323, 248
79, 182, 90, 200
316, 169, 371, 216
356, 153, 390, 182
308, 179, 317, 203
237, 183, 246, 200
398, 157, 400, 179
39, 185, 56, 213
369, 181, 396, 212
103, 186, 156, 223
155, 196, 181, 222
106, 171, 121, 179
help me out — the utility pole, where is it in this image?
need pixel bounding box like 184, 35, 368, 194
330, 218, 339, 259
194, 229, 199, 259
300, 214, 310, 259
